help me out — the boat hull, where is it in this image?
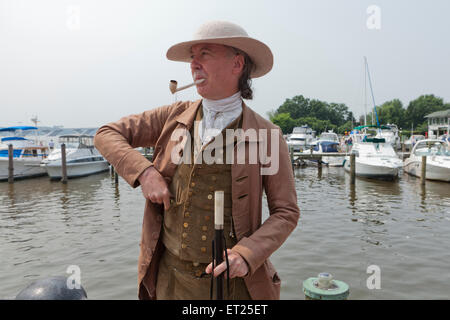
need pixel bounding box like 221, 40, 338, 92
344, 158, 400, 180
0, 158, 47, 181
322, 156, 345, 167
404, 159, 450, 182
43, 161, 110, 179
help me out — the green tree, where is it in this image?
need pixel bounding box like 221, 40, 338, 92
270, 112, 297, 134
273, 95, 353, 133
377, 99, 406, 128
277, 95, 311, 119
405, 94, 447, 129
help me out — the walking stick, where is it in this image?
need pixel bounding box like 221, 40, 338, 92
210, 191, 230, 300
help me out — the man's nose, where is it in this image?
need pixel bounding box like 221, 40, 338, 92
190, 58, 202, 71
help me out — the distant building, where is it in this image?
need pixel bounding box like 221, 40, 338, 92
425, 109, 450, 137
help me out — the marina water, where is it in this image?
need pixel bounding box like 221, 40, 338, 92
1, 167, 449, 299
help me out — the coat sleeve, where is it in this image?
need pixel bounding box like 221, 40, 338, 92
93, 103, 175, 188
232, 128, 300, 276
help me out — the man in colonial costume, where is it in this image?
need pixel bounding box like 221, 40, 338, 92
94, 20, 300, 300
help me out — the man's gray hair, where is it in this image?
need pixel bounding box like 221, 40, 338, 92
227, 46, 255, 100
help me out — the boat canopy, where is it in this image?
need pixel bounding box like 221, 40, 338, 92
314, 141, 339, 152
1, 137, 28, 142
363, 137, 386, 143
0, 126, 38, 132
353, 125, 391, 131
58, 134, 94, 147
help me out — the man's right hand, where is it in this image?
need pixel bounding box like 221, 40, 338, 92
138, 166, 173, 211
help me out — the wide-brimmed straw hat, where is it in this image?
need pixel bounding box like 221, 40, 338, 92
166, 20, 273, 78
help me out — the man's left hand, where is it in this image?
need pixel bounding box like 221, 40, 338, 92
205, 249, 249, 279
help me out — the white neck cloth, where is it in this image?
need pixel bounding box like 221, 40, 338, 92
200, 91, 243, 146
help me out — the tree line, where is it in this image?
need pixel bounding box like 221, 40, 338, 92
269, 94, 450, 135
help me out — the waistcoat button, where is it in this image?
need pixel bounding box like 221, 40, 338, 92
183, 222, 189, 228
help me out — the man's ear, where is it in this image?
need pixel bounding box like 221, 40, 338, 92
232, 54, 245, 75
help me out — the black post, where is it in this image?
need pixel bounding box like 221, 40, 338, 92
214, 229, 224, 300
61, 143, 67, 184
8, 144, 14, 183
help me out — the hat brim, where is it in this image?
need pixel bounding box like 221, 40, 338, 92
166, 36, 273, 78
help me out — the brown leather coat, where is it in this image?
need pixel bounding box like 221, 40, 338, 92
94, 99, 300, 300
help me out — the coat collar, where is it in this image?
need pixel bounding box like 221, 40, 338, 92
175, 99, 262, 142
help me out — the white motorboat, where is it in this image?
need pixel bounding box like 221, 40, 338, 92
318, 130, 340, 144
41, 135, 109, 179
344, 127, 403, 180
403, 139, 450, 182
0, 126, 49, 181
404, 135, 425, 151
375, 123, 401, 150
287, 125, 315, 152
301, 140, 344, 167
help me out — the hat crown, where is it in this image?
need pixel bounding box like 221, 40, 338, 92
193, 20, 249, 40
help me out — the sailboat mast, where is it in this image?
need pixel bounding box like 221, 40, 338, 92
364, 56, 380, 127
364, 57, 367, 126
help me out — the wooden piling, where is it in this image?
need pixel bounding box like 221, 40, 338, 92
61, 143, 67, 184
8, 144, 14, 183
290, 146, 294, 170
350, 153, 356, 185
114, 169, 119, 184
421, 156, 426, 185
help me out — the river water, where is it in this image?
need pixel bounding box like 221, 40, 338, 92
1, 166, 449, 299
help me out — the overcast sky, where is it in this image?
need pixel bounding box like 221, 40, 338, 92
1, 0, 449, 128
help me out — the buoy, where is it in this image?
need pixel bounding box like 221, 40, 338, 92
15, 276, 87, 300
302, 272, 349, 300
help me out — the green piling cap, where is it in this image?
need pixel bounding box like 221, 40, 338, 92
303, 273, 349, 300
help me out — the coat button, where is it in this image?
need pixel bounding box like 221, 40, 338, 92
183, 222, 189, 228
191, 182, 196, 187
181, 243, 187, 249
207, 194, 212, 200
182, 232, 188, 238
201, 247, 206, 253
201, 235, 207, 241
184, 212, 190, 218
204, 216, 210, 221
202, 226, 207, 231
193, 262, 199, 267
